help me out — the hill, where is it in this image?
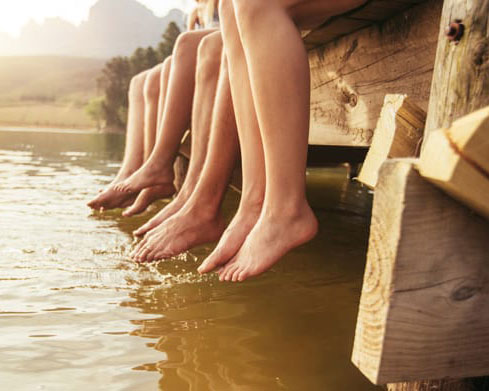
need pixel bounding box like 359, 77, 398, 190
0, 0, 185, 58
0, 56, 105, 129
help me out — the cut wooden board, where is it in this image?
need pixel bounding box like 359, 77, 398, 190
358, 95, 426, 188
418, 128, 489, 220
308, 0, 440, 147
446, 106, 489, 176
352, 159, 489, 384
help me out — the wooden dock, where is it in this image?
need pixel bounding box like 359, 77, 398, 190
178, 2, 489, 388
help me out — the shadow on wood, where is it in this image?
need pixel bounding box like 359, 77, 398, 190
358, 94, 426, 188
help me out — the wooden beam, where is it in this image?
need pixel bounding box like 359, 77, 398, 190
352, 159, 489, 385
358, 95, 426, 188
308, 0, 440, 147
445, 106, 489, 175
425, 0, 489, 135
418, 128, 489, 220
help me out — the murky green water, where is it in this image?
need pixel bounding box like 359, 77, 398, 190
0, 128, 379, 391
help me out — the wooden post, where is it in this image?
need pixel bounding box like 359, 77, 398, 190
353, 0, 489, 388
425, 0, 489, 134
358, 95, 426, 188
352, 160, 489, 385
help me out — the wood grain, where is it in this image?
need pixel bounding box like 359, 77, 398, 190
308, 0, 440, 146
425, 0, 489, 134
358, 95, 426, 188
352, 160, 489, 384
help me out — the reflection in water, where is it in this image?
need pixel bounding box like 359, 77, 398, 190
0, 129, 378, 390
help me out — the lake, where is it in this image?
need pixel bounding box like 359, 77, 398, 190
0, 128, 379, 391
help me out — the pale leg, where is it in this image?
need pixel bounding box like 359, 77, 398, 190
198, 0, 267, 274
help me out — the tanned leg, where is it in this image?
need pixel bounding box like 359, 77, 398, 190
132, 36, 240, 263
115, 29, 217, 195
87, 69, 150, 211
123, 57, 175, 217
133, 30, 222, 237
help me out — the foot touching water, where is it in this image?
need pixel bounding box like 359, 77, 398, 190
217, 204, 318, 282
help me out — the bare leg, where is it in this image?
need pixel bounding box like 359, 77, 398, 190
116, 29, 217, 194
218, 0, 365, 282
198, 0, 266, 274
123, 57, 175, 217
87, 69, 150, 210
132, 38, 240, 263
133, 31, 222, 236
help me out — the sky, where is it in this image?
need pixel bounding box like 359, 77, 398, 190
0, 0, 194, 37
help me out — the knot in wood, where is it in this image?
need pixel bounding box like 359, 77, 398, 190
473, 38, 489, 69
446, 21, 465, 44
451, 285, 480, 301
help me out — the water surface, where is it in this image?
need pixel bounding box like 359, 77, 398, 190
0, 129, 379, 391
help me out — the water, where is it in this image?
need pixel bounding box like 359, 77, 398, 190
0, 128, 379, 391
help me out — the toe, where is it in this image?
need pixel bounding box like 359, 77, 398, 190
136, 246, 151, 262
237, 269, 250, 282
231, 268, 242, 282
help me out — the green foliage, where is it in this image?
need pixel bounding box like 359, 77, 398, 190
85, 96, 105, 130
96, 22, 181, 130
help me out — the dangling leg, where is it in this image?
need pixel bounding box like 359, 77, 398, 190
123, 57, 175, 217
116, 29, 217, 194
133, 35, 240, 263
198, 0, 267, 274
133, 30, 223, 237
87, 69, 152, 210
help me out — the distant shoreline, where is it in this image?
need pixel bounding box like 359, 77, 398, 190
0, 125, 124, 135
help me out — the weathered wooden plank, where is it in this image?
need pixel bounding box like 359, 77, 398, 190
446, 106, 489, 176
418, 129, 489, 220
352, 160, 489, 385
425, 0, 489, 134
308, 0, 440, 147
358, 95, 426, 188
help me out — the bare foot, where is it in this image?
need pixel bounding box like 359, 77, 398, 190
87, 186, 138, 211
198, 202, 262, 274
115, 159, 175, 194
122, 184, 176, 217
132, 188, 193, 237
218, 204, 318, 282
88, 167, 138, 210
131, 207, 227, 263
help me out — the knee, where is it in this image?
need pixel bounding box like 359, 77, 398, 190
143, 65, 161, 102
196, 33, 223, 82
129, 71, 148, 98
173, 31, 201, 62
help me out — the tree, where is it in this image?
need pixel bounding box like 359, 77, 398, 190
85, 96, 105, 130
97, 22, 181, 130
